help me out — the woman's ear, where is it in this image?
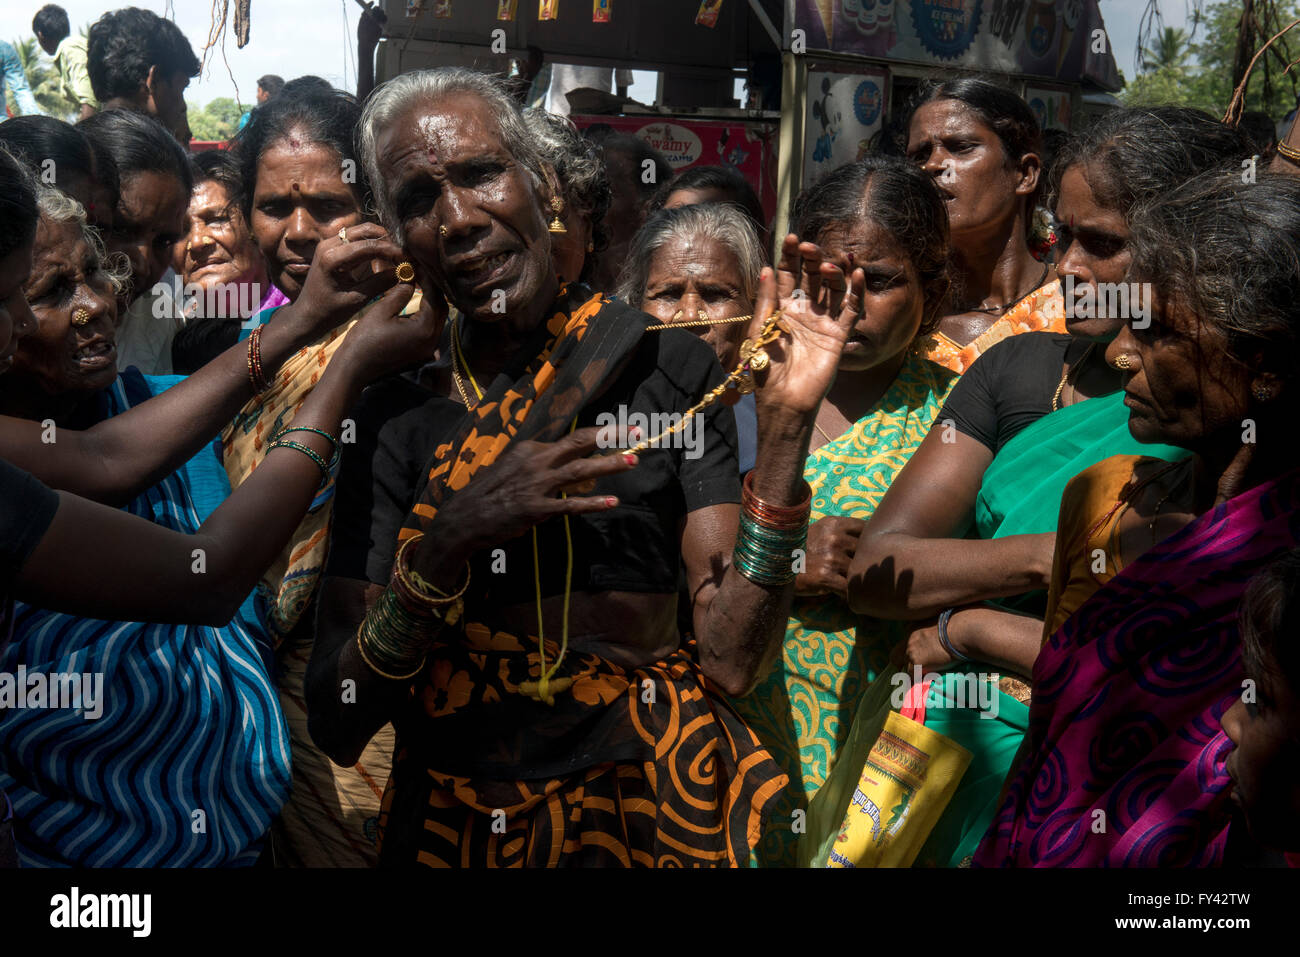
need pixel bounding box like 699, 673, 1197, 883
541, 162, 563, 207
1015, 151, 1042, 197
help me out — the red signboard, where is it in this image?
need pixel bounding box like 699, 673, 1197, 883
571, 114, 779, 223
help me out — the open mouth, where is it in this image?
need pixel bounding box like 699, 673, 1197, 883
454, 251, 514, 289
74, 338, 116, 371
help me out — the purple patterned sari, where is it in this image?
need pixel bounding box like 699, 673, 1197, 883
975, 465, 1300, 867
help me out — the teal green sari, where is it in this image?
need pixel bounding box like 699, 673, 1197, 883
803, 389, 1188, 867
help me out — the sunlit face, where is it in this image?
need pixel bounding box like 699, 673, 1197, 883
0, 236, 38, 376
106, 169, 188, 306
377, 94, 556, 322
817, 218, 925, 373
640, 233, 751, 369
1107, 292, 1253, 450
1054, 164, 1131, 341
1223, 638, 1300, 851
907, 99, 1036, 240
174, 179, 267, 308
250, 135, 365, 302
15, 215, 119, 396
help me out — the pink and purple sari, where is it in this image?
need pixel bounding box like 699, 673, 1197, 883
975, 465, 1300, 867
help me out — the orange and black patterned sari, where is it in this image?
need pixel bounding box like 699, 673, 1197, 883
376, 286, 786, 867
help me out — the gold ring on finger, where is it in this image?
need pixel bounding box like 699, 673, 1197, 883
338, 226, 349, 243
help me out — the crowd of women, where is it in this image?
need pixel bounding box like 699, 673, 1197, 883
1, 64, 1297, 869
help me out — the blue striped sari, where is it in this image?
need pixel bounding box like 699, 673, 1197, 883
0, 370, 291, 866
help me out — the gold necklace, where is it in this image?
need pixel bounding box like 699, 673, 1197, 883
1051, 342, 1097, 412
449, 316, 479, 408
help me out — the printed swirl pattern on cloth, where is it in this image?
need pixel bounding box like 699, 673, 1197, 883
378, 287, 786, 868
974, 464, 1300, 867
0, 371, 290, 866
730, 352, 958, 866
919, 280, 1065, 375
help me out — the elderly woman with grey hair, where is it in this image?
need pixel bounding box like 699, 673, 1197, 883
615, 202, 764, 471
312, 65, 872, 868
0, 172, 441, 866
522, 109, 610, 285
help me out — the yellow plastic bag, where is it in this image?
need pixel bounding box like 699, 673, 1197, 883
825, 709, 972, 868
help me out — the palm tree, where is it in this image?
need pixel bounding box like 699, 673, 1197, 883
8, 36, 77, 118
1141, 26, 1191, 73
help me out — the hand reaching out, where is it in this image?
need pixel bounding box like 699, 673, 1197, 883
749, 234, 865, 417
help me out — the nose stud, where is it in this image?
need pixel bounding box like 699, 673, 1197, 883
72, 308, 92, 327
395, 262, 415, 283
1112, 354, 1132, 370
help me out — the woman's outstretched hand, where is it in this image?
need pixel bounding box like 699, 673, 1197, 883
749, 234, 865, 417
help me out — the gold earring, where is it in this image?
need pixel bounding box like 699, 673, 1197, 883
586, 241, 594, 253
1253, 382, 1274, 402
395, 262, 416, 283
185, 240, 192, 253
72, 308, 91, 326
548, 196, 567, 235
439, 225, 448, 237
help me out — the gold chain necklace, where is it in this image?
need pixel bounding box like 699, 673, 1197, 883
1052, 341, 1097, 412
449, 316, 478, 408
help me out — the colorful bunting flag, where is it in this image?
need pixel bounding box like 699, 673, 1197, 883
594, 0, 611, 23
497, 0, 517, 20
539, 0, 559, 21
433, 0, 452, 17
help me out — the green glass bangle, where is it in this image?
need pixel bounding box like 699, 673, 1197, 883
272, 427, 341, 472
274, 426, 339, 455
269, 439, 331, 484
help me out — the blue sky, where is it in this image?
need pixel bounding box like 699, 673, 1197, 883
18, 0, 1198, 109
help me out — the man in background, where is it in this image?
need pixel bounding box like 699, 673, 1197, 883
87, 6, 199, 142
1, 39, 40, 117
238, 73, 283, 132
33, 4, 97, 120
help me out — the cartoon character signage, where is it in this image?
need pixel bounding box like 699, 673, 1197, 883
803, 70, 887, 187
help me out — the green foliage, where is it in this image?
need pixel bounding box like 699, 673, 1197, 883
1122, 1, 1300, 119
5, 36, 78, 119
1141, 26, 1191, 72
187, 98, 246, 142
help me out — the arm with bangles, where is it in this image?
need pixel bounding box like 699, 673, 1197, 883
13, 281, 438, 627
306, 240, 867, 763
0, 225, 403, 506
846, 428, 1056, 620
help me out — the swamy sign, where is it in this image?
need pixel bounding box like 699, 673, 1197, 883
636, 122, 703, 169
